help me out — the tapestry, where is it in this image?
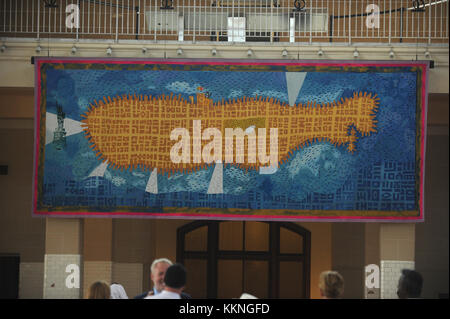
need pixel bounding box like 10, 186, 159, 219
33, 58, 428, 222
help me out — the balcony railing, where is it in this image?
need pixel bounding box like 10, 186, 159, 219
0, 0, 448, 45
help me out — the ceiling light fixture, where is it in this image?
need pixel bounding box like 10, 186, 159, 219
389, 48, 395, 59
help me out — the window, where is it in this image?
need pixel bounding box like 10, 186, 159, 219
177, 221, 310, 298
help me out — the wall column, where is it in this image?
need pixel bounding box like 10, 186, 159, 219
82, 218, 113, 298
379, 223, 415, 299
364, 223, 381, 298
44, 218, 83, 299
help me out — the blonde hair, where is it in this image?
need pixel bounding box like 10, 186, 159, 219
88, 281, 111, 299
319, 271, 344, 299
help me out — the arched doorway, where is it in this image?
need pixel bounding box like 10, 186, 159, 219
177, 221, 311, 298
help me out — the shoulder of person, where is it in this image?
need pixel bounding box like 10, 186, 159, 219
134, 291, 153, 299
181, 292, 192, 299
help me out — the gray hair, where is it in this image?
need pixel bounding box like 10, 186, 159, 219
151, 258, 173, 273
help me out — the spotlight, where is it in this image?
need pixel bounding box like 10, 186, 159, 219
71, 45, 77, 55
35, 45, 42, 53
317, 49, 324, 57
282, 49, 288, 57
211, 48, 217, 56
424, 50, 431, 58
0, 44, 6, 53
389, 49, 395, 59
353, 49, 359, 58
142, 47, 148, 54
106, 47, 112, 56
247, 49, 253, 57
177, 48, 183, 56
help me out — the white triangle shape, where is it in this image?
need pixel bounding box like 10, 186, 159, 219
45, 112, 84, 145
145, 168, 158, 194
207, 162, 223, 194
286, 72, 307, 106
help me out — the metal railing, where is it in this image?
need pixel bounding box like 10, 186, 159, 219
0, 0, 448, 44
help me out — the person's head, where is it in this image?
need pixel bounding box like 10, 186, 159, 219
110, 283, 128, 299
163, 263, 187, 293
397, 269, 423, 299
150, 258, 173, 293
88, 281, 111, 299
319, 271, 344, 299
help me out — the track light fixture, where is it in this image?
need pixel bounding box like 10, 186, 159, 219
35, 45, 42, 53
412, 0, 426, 12
177, 48, 183, 56
71, 45, 77, 55
43, 0, 58, 8
389, 48, 395, 59
211, 48, 217, 56
293, 0, 306, 11
160, 0, 174, 10
106, 47, 112, 56
317, 49, 324, 57
353, 49, 359, 58
142, 47, 148, 54
247, 49, 253, 57
424, 50, 431, 58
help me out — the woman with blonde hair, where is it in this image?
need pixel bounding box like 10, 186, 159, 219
319, 271, 344, 299
88, 281, 111, 299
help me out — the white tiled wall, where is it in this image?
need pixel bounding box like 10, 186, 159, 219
44, 254, 82, 299
380, 260, 415, 299
19, 262, 44, 299
112, 263, 144, 299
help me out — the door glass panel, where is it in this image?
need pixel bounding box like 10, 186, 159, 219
279, 261, 304, 298
244, 261, 268, 298
219, 222, 243, 251
280, 227, 303, 254
184, 226, 207, 251
183, 259, 207, 298
217, 260, 242, 298
245, 222, 269, 251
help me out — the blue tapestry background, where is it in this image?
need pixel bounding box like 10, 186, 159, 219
41, 65, 417, 212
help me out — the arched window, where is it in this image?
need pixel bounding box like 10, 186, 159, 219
177, 221, 311, 298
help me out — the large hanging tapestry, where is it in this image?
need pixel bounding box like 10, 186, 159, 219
33, 58, 428, 222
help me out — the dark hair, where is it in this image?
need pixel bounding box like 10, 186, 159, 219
164, 263, 187, 289
398, 269, 423, 298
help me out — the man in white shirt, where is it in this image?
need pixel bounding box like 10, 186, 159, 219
145, 263, 187, 299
